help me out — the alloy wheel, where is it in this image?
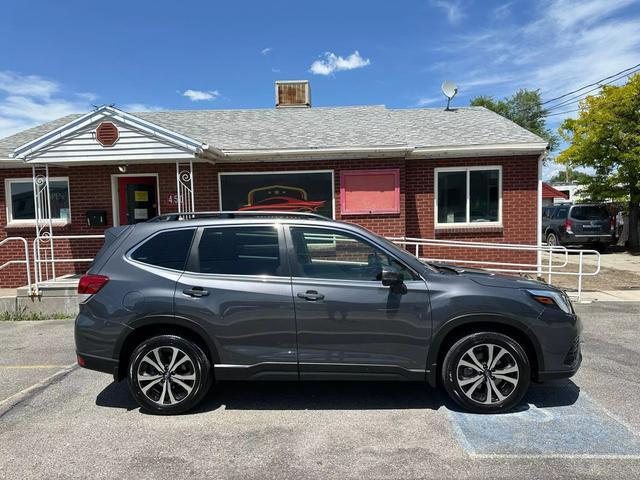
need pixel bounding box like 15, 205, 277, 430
456, 343, 519, 405
136, 346, 197, 406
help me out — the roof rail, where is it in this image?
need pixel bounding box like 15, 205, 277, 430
148, 210, 328, 222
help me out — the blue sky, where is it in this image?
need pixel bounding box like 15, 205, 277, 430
1, 0, 639, 178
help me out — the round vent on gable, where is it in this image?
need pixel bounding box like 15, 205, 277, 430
95, 122, 119, 146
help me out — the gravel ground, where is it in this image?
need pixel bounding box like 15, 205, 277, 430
0, 304, 639, 479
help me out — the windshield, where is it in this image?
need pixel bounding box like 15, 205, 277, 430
571, 205, 609, 221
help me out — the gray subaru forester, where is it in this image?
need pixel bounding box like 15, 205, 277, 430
75, 212, 581, 415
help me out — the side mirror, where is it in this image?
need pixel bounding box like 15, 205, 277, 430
381, 266, 403, 286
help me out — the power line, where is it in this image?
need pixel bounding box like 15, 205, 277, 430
542, 108, 581, 118
544, 67, 640, 112
541, 63, 640, 105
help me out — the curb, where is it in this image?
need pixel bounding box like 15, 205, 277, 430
0, 363, 78, 418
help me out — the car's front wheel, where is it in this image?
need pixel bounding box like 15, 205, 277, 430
442, 332, 530, 413
128, 335, 212, 415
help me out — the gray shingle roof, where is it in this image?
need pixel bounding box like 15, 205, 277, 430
0, 105, 546, 160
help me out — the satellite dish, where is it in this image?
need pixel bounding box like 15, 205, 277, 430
441, 80, 458, 110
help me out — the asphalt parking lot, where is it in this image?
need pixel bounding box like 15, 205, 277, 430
1, 302, 640, 479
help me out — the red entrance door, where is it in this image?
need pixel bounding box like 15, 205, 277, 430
118, 176, 158, 225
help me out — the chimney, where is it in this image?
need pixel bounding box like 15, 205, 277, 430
275, 80, 311, 108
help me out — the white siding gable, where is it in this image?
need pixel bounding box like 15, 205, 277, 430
26, 118, 196, 163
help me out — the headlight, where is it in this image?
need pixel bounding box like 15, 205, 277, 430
527, 289, 573, 314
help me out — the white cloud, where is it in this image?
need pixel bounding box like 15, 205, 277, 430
0, 71, 91, 140
415, 95, 442, 107
309, 50, 371, 76
423, 0, 640, 114
182, 89, 221, 101
76, 92, 98, 102
121, 103, 164, 112
261, 47, 273, 55
0, 71, 59, 98
429, 1, 465, 25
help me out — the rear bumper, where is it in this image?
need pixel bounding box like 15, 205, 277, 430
561, 233, 613, 244
76, 351, 119, 378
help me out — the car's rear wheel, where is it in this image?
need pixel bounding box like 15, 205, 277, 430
442, 332, 530, 413
546, 232, 559, 247
128, 335, 212, 415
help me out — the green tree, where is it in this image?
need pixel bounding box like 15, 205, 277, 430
470, 89, 559, 151
547, 167, 592, 185
558, 73, 640, 249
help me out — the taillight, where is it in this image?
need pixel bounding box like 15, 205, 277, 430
78, 274, 109, 295
564, 219, 573, 233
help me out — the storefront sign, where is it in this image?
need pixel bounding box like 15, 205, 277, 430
219, 171, 334, 218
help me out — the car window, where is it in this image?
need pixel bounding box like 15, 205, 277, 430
571, 205, 609, 221
554, 207, 569, 219
196, 226, 283, 276
289, 227, 418, 282
543, 207, 554, 219
130, 229, 195, 270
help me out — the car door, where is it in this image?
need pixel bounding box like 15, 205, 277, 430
285, 225, 431, 381
174, 223, 297, 380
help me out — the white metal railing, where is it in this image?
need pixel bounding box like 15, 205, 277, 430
6, 233, 601, 302
32, 234, 105, 295
388, 236, 600, 302
0, 237, 32, 293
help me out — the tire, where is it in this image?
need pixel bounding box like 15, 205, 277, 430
442, 332, 531, 414
128, 334, 212, 415
546, 232, 559, 248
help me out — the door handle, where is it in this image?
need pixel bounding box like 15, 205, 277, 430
183, 287, 210, 298
297, 290, 325, 301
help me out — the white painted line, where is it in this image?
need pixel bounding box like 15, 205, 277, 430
0, 363, 77, 417
468, 453, 640, 460
0, 365, 71, 369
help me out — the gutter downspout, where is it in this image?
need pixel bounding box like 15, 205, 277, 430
537, 151, 547, 279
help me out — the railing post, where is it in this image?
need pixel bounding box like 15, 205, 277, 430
577, 251, 584, 303
547, 248, 553, 285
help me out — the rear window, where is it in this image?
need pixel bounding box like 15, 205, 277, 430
571, 206, 609, 221
130, 229, 195, 270
554, 207, 569, 219
196, 226, 283, 276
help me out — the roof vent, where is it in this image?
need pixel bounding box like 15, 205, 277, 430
276, 80, 311, 108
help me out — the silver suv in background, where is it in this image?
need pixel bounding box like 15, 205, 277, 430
542, 203, 614, 252
75, 212, 581, 415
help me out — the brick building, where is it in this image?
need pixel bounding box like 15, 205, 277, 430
0, 81, 547, 288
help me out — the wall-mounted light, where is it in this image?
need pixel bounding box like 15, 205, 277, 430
118, 165, 127, 173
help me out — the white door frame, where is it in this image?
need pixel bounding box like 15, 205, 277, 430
110, 173, 161, 226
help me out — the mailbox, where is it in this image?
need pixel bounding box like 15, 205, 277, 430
86, 210, 107, 227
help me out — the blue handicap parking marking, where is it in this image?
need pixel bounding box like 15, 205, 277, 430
448, 386, 640, 457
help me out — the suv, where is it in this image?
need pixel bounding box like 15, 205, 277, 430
75, 212, 581, 414
542, 203, 613, 252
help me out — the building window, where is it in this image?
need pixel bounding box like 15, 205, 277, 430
219, 170, 334, 218
340, 169, 400, 215
5, 178, 71, 224
435, 167, 501, 226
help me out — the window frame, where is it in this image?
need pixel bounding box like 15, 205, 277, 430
339, 169, 400, 215
184, 223, 289, 278
284, 224, 420, 283
434, 166, 502, 228
126, 227, 196, 272
4, 177, 71, 227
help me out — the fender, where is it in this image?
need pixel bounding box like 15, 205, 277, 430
425, 312, 545, 387
112, 314, 221, 379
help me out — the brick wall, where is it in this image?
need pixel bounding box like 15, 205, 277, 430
0, 155, 539, 288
